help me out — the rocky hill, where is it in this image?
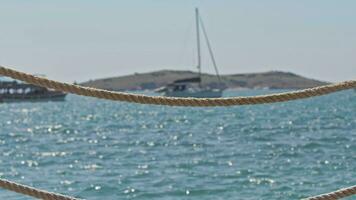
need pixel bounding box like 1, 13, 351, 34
81, 70, 328, 91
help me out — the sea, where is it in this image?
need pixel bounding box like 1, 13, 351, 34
0, 89, 355, 200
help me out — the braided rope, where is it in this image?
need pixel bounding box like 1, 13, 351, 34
0, 65, 355, 199
303, 185, 356, 200
0, 66, 355, 107
0, 178, 354, 200
0, 178, 79, 200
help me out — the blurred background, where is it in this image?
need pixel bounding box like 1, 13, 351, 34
0, 0, 355, 83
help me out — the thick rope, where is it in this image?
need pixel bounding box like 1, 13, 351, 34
303, 185, 356, 200
0, 66, 354, 198
0, 66, 355, 107
0, 177, 354, 200
0, 178, 79, 200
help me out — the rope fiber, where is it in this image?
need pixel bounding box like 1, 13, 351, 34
303, 185, 356, 200
0, 178, 79, 200
0, 65, 354, 200
0, 66, 355, 107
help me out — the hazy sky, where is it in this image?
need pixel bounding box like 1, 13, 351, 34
0, 0, 355, 82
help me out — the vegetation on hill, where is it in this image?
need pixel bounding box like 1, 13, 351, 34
81, 70, 328, 91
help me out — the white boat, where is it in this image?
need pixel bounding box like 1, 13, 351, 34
161, 8, 225, 98
163, 77, 223, 98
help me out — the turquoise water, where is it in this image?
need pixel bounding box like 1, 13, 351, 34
0, 90, 355, 200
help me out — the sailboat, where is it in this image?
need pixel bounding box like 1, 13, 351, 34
159, 8, 225, 98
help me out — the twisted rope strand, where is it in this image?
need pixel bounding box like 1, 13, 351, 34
0, 178, 354, 200
0, 66, 354, 199
303, 185, 356, 200
0, 178, 79, 200
0, 66, 355, 107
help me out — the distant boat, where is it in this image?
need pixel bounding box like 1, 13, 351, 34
0, 80, 66, 103
159, 8, 225, 98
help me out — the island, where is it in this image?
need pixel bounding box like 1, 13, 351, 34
80, 70, 328, 91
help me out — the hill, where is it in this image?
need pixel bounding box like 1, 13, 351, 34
81, 70, 328, 91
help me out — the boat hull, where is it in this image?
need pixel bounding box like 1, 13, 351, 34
0, 93, 67, 103
164, 89, 223, 98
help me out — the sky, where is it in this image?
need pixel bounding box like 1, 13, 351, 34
0, 0, 355, 83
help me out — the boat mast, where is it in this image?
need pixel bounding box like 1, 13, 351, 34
199, 15, 222, 84
195, 8, 202, 85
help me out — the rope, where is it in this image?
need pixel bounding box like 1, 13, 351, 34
303, 185, 356, 200
0, 178, 354, 200
0, 65, 354, 199
0, 66, 355, 107
0, 178, 79, 200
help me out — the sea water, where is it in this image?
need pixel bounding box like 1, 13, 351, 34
0, 90, 355, 200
